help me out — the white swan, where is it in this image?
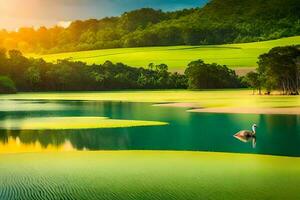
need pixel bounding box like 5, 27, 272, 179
234, 124, 257, 148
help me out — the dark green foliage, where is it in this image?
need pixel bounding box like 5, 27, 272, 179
243, 71, 263, 94
0, 49, 249, 92
255, 46, 300, 95
120, 8, 167, 31
185, 60, 241, 89
0, 76, 16, 94
0, 0, 299, 53
0, 50, 187, 91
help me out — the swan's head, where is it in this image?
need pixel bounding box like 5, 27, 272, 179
252, 124, 257, 133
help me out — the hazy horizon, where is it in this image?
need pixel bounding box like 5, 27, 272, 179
0, 0, 208, 31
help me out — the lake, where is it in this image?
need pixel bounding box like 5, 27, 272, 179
0, 100, 299, 157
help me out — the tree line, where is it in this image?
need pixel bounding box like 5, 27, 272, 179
0, 46, 299, 95
0, 0, 299, 54
0, 49, 188, 92
0, 49, 242, 93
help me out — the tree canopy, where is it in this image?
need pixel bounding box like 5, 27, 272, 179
256, 46, 300, 95
185, 60, 241, 89
0, 76, 16, 94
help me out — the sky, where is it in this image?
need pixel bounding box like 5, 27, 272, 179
0, 0, 208, 31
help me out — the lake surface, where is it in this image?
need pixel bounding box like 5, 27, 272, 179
0, 100, 299, 157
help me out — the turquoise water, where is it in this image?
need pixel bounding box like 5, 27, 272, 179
0, 100, 299, 156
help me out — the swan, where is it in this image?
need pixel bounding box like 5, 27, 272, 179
234, 124, 257, 148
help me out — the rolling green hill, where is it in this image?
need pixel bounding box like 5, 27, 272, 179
32, 36, 300, 72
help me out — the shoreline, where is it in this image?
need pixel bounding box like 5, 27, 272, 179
154, 103, 300, 115
152, 102, 201, 108
2, 90, 300, 115
1, 150, 299, 159
189, 107, 300, 115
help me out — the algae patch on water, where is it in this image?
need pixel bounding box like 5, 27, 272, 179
0, 117, 168, 130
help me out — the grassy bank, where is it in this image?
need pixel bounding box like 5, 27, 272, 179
0, 151, 299, 200
31, 36, 300, 71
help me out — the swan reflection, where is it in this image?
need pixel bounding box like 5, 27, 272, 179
234, 124, 257, 148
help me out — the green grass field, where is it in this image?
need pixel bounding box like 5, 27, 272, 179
0, 151, 299, 200
31, 36, 300, 71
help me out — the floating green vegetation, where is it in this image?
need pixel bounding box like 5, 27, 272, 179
0, 117, 168, 130
0, 151, 299, 200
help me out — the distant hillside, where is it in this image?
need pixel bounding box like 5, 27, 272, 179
1, 0, 299, 53
33, 36, 300, 74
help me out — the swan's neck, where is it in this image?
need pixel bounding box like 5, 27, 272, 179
252, 126, 256, 134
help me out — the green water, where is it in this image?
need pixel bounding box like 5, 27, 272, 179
0, 100, 300, 200
0, 100, 299, 156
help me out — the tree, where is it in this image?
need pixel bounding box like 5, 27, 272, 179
46, 61, 73, 90
25, 66, 41, 90
185, 60, 241, 89
0, 76, 16, 94
0, 48, 8, 75
244, 71, 262, 94
7, 50, 29, 89
257, 46, 300, 95
120, 8, 166, 32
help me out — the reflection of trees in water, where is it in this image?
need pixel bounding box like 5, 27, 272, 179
0, 130, 9, 144
258, 115, 300, 156
0, 130, 67, 148
0, 129, 130, 150
262, 115, 299, 131
69, 129, 130, 150
0, 101, 155, 151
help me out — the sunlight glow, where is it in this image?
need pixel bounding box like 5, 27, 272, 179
0, 0, 64, 30
57, 21, 71, 28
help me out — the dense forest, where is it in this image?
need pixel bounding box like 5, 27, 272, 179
0, 49, 188, 92
0, 0, 299, 53
0, 48, 246, 93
